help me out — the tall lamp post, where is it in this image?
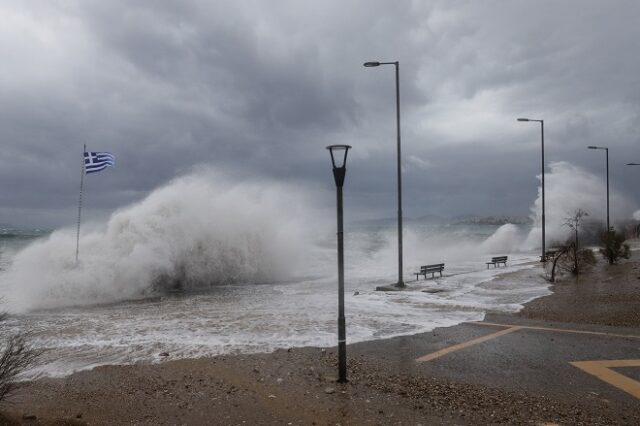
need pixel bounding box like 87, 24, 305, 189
364, 60, 404, 287
517, 118, 546, 261
588, 146, 610, 232
628, 163, 640, 237
327, 144, 351, 383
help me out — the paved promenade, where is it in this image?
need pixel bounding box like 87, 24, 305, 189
4, 258, 640, 425
351, 314, 640, 410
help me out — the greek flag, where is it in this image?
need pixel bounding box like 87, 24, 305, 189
84, 152, 115, 174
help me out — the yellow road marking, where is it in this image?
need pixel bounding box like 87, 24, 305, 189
470, 321, 640, 340
416, 326, 521, 362
570, 360, 640, 399
416, 321, 640, 399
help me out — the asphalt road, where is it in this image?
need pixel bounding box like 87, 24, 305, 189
348, 313, 640, 411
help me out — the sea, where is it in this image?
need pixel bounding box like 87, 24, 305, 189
0, 174, 550, 379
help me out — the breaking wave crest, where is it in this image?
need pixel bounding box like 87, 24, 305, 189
3, 161, 631, 313
523, 161, 634, 249
1, 171, 319, 312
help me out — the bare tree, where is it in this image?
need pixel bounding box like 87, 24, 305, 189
546, 245, 569, 283
545, 209, 595, 282
556, 241, 596, 277
564, 209, 588, 274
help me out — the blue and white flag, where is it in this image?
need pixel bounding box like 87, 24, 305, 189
84, 152, 115, 174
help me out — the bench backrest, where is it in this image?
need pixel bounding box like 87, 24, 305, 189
421, 263, 444, 270
491, 256, 508, 262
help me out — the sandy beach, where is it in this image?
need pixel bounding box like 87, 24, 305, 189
2, 256, 640, 425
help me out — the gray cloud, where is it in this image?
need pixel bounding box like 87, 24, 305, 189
1, 0, 640, 228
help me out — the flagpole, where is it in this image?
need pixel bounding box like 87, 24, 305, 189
75, 144, 86, 264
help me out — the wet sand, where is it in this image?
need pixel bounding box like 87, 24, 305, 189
2, 255, 640, 425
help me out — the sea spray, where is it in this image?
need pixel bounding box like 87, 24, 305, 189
0, 176, 558, 378
1, 172, 322, 312
343, 222, 528, 284
345, 161, 635, 272
5, 161, 627, 313
523, 161, 634, 249
480, 224, 523, 253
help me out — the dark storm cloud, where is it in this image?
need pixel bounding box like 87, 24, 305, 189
1, 0, 640, 227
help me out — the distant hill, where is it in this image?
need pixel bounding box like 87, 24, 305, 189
351, 214, 531, 228
451, 215, 532, 226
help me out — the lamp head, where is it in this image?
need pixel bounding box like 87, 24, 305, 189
588, 146, 599, 150
627, 163, 640, 166
326, 145, 351, 187
517, 118, 530, 122
363, 61, 381, 67
326, 145, 352, 169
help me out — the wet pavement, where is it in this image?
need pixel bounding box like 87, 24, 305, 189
349, 312, 640, 409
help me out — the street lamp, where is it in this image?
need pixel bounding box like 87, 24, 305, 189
364, 60, 404, 288
588, 146, 610, 232
327, 144, 351, 383
627, 163, 640, 166
517, 118, 546, 262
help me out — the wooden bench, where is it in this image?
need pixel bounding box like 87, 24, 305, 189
415, 263, 445, 280
486, 256, 508, 268
544, 250, 557, 260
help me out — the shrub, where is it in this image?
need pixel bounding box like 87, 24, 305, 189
545, 244, 596, 282
0, 306, 40, 404
0, 333, 40, 403
600, 228, 630, 265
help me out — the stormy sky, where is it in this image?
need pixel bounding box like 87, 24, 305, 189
1, 1, 639, 228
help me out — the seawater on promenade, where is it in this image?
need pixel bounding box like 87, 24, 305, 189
0, 171, 565, 378
0, 221, 548, 379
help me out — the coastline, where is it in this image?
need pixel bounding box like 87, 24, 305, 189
7, 259, 547, 381
2, 256, 640, 425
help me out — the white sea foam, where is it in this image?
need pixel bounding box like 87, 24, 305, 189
4, 260, 547, 379
8, 163, 620, 378
1, 171, 322, 312
523, 161, 635, 249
